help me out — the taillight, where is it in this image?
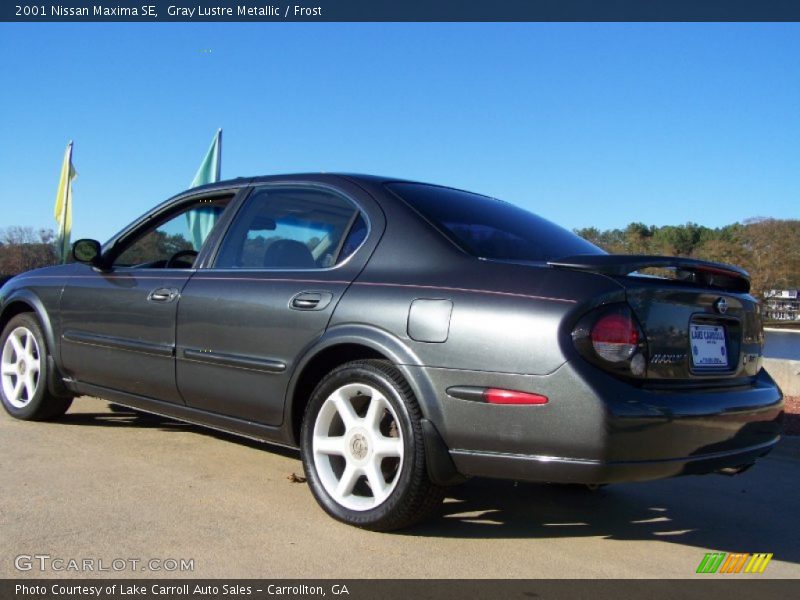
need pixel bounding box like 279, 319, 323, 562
591, 312, 639, 362
572, 304, 647, 378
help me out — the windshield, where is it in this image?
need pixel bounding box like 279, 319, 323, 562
386, 182, 604, 262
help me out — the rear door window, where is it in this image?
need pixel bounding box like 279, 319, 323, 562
214, 186, 364, 270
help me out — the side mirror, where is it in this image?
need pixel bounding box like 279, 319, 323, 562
72, 239, 102, 265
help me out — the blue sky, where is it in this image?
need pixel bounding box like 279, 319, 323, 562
1, 23, 798, 242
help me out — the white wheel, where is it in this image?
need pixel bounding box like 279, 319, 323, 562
312, 382, 404, 511
1, 326, 42, 409
300, 360, 445, 530
0, 313, 72, 420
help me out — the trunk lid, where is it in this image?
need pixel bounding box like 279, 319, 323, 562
550, 255, 764, 383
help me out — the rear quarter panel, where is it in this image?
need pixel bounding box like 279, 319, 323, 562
334, 261, 625, 376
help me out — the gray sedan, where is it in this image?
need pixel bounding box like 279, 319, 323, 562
0, 174, 783, 530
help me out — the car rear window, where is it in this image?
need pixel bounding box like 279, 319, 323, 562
386, 182, 604, 262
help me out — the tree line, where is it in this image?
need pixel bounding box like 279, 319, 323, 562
0, 227, 57, 284
574, 218, 800, 299
2, 219, 798, 300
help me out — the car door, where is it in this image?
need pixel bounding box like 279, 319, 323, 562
59, 190, 237, 403
175, 181, 379, 425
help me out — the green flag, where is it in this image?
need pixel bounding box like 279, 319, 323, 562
190, 129, 222, 187
187, 129, 222, 250
54, 141, 77, 264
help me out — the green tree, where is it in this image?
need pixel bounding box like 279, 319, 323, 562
0, 227, 57, 277
573, 218, 800, 300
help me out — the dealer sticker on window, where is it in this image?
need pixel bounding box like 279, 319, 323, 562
690, 324, 728, 367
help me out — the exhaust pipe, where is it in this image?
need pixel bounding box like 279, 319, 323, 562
717, 463, 755, 476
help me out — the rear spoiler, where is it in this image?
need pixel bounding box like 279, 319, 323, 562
548, 254, 750, 293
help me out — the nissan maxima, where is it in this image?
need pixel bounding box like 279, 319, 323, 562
0, 174, 783, 530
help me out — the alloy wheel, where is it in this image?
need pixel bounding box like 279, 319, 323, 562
1, 326, 42, 409
312, 382, 404, 511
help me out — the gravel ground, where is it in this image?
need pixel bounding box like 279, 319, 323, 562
2, 396, 800, 579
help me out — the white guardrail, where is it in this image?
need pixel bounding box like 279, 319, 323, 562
763, 358, 800, 397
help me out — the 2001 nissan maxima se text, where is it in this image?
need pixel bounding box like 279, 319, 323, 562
0, 174, 784, 530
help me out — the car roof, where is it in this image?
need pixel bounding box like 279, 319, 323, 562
188, 172, 493, 201
253, 173, 412, 184
186, 173, 408, 190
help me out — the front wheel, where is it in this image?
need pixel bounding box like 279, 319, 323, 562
0, 313, 72, 420
300, 360, 444, 531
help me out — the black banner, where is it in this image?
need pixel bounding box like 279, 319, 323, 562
3, 580, 800, 600
3, 0, 800, 23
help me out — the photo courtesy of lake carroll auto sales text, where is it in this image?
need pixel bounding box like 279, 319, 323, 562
1, 2, 799, 599
14, 583, 353, 596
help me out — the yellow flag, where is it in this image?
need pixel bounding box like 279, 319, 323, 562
54, 141, 77, 263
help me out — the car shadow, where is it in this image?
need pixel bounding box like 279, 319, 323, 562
783, 412, 800, 436
57, 402, 797, 566
58, 403, 301, 460
403, 475, 799, 565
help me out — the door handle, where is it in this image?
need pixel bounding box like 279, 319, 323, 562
148, 288, 179, 303
290, 291, 333, 311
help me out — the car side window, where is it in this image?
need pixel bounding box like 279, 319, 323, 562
338, 214, 368, 262
114, 197, 231, 268
214, 186, 363, 270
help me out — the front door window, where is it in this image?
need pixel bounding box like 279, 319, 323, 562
114, 197, 230, 268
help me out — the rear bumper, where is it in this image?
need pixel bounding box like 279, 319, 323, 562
412, 362, 784, 485
449, 437, 779, 484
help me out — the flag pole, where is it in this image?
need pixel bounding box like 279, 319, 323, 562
215, 128, 222, 181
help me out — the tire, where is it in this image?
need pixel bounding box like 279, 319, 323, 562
0, 313, 73, 421
300, 359, 445, 531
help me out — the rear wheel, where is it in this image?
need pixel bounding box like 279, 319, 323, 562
0, 313, 72, 420
300, 359, 445, 530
